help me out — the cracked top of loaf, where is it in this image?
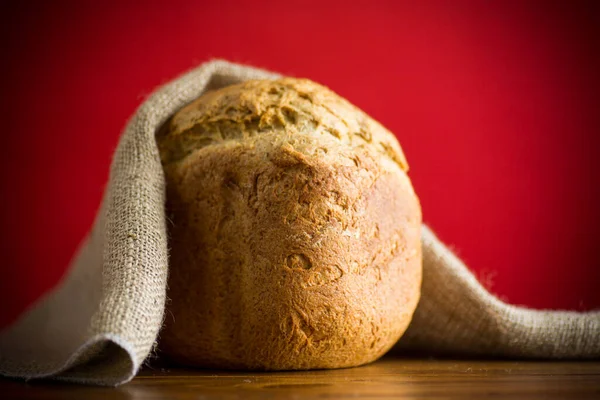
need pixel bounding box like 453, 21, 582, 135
157, 78, 408, 173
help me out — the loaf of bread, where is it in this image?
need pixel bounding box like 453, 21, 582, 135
157, 78, 422, 370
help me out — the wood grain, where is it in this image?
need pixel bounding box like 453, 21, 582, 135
2, 355, 599, 399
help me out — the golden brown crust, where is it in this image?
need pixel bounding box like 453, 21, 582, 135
158, 78, 422, 370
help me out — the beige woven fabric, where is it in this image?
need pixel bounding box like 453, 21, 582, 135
0, 60, 598, 386
398, 227, 600, 358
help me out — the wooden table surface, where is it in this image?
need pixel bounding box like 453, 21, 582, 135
2, 355, 600, 399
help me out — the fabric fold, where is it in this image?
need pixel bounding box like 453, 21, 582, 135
398, 226, 600, 358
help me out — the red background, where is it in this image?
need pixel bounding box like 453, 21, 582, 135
1, 0, 599, 329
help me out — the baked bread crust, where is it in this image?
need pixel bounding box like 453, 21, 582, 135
157, 78, 422, 370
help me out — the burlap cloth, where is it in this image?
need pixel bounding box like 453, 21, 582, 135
1, 60, 598, 386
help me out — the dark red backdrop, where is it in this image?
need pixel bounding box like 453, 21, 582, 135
1, 0, 599, 329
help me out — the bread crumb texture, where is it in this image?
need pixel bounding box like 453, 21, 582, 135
158, 78, 422, 370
